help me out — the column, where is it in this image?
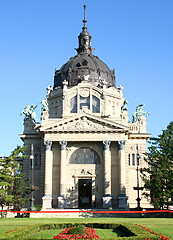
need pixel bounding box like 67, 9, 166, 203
58, 140, 67, 208
102, 140, 112, 208
42, 140, 53, 209
118, 140, 128, 209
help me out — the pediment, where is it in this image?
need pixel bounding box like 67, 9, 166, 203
39, 113, 129, 133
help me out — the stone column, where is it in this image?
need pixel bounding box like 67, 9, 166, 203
118, 140, 128, 209
58, 140, 67, 208
102, 140, 112, 208
42, 140, 53, 209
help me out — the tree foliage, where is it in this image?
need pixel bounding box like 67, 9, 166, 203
140, 122, 173, 209
0, 146, 32, 214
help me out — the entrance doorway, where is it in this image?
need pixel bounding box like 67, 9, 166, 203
78, 179, 92, 208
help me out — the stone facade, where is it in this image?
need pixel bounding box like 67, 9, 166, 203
20, 7, 151, 210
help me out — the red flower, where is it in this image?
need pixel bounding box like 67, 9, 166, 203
53, 227, 101, 239
136, 225, 172, 240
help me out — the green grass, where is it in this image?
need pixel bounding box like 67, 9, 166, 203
96, 228, 125, 238
0, 218, 172, 238
30, 229, 63, 239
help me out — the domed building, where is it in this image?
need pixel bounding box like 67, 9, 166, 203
20, 6, 150, 210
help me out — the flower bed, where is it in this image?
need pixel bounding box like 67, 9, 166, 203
136, 225, 172, 240
53, 226, 101, 239
0, 222, 162, 239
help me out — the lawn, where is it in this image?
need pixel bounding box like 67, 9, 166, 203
0, 218, 172, 239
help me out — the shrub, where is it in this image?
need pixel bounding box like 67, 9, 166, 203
68, 225, 86, 235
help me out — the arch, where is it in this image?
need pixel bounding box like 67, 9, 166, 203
69, 147, 101, 164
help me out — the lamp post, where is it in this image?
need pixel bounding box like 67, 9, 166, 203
133, 145, 143, 211
30, 144, 35, 210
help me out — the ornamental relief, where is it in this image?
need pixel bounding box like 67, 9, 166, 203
58, 117, 114, 131
72, 168, 94, 176
79, 88, 90, 98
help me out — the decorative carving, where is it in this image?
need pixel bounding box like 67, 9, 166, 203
44, 140, 52, 151
121, 99, 128, 113
79, 88, 90, 98
43, 116, 127, 133
63, 80, 68, 86
103, 140, 111, 150
20, 104, 38, 122
118, 140, 126, 150
46, 85, 52, 97
132, 104, 150, 123
59, 140, 67, 150
78, 74, 90, 82
41, 98, 49, 113
75, 169, 93, 176
59, 117, 114, 131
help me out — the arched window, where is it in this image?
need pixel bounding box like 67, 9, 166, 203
70, 96, 77, 113
92, 96, 100, 113
80, 96, 90, 110
69, 147, 100, 164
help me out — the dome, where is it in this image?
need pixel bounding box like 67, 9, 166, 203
53, 52, 115, 88
53, 5, 115, 89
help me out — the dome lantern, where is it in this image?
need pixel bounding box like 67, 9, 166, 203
76, 5, 92, 54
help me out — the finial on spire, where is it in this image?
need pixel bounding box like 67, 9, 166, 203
76, 4, 93, 54
82, 5, 87, 29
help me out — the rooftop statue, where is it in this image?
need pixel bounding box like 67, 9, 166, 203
20, 104, 37, 121
132, 104, 150, 123
121, 99, 128, 113
41, 98, 49, 113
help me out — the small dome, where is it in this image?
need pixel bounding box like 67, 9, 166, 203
53, 5, 115, 89
53, 52, 115, 88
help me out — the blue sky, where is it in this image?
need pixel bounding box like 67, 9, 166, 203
0, 0, 173, 156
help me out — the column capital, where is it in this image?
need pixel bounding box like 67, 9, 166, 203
118, 140, 126, 150
59, 140, 67, 150
44, 140, 52, 151
103, 140, 111, 150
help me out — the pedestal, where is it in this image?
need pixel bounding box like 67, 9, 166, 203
102, 196, 112, 209
118, 194, 128, 209
58, 196, 67, 208
42, 195, 52, 209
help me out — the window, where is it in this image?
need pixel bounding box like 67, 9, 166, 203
69, 147, 100, 164
35, 154, 38, 166
70, 96, 77, 113
92, 96, 100, 113
70, 94, 100, 113
132, 154, 135, 165
128, 154, 130, 165
137, 154, 140, 166
80, 96, 90, 110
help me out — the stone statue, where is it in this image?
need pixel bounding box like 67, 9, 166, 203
121, 99, 128, 113
41, 98, 49, 112
20, 104, 37, 121
132, 104, 150, 123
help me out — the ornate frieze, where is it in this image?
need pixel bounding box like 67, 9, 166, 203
57, 117, 114, 131
79, 88, 90, 98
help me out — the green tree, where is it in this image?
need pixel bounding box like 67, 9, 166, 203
140, 122, 173, 209
0, 146, 32, 216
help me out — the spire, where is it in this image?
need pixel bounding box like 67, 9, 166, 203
76, 5, 93, 54
83, 5, 87, 29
